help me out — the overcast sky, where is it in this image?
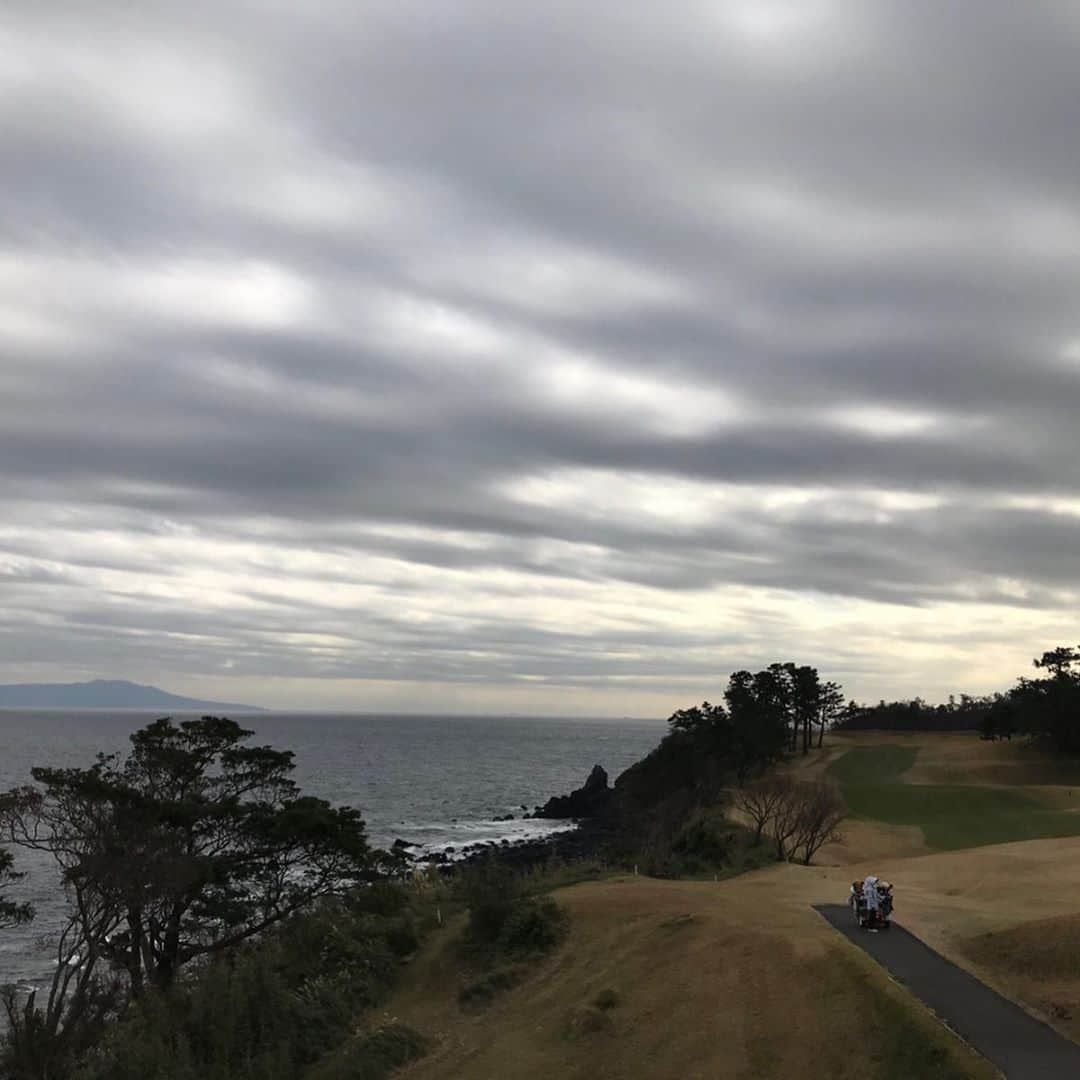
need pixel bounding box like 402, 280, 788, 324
3, 1, 1080, 713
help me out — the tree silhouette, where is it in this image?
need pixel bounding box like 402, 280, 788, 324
1013, 646, 1080, 752
0, 844, 32, 930
3, 716, 377, 997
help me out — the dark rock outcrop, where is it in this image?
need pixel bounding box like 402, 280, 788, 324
535, 764, 611, 819
457, 816, 609, 870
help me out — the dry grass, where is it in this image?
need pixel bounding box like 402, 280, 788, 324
814, 817, 929, 866
381, 733, 1080, 1077
898, 733, 1080, 789
812, 730, 1080, 788
388, 873, 995, 1080
736, 733, 1080, 1052
800, 827, 1080, 1045
958, 914, 1080, 1040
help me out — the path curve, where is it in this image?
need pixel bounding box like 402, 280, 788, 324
815, 904, 1080, 1079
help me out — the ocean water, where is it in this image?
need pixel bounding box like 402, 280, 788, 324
0, 710, 664, 987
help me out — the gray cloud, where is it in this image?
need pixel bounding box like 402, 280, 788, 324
3, 1, 1080, 710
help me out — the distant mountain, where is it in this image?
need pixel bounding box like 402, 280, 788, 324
0, 679, 264, 712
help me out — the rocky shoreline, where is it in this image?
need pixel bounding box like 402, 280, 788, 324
391, 764, 614, 872
392, 817, 609, 872
463, 815, 609, 869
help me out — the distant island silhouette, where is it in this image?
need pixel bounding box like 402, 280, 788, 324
0, 679, 264, 712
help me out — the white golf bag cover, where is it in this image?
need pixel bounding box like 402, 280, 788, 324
863, 875, 881, 913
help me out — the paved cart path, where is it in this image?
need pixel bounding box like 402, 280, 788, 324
815, 905, 1080, 1079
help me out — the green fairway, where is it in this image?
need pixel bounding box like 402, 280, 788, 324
828, 744, 1080, 851
827, 745, 917, 786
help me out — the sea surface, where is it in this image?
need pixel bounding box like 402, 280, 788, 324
0, 709, 664, 987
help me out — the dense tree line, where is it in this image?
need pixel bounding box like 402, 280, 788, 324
616, 662, 845, 810
835, 695, 992, 733
832, 645, 1080, 753
666, 664, 845, 771
608, 662, 848, 872
998, 646, 1080, 753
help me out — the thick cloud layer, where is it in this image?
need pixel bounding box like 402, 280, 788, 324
3, 1, 1080, 711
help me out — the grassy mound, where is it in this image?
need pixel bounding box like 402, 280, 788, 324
959, 913, 1080, 1042
802, 950, 983, 1080
828, 744, 1080, 850
963, 913, 1080, 981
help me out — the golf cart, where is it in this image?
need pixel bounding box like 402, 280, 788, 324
850, 876, 893, 930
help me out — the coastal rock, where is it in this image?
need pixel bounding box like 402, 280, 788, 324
456, 817, 608, 870
391, 838, 416, 859
535, 764, 611, 819
493, 813, 515, 821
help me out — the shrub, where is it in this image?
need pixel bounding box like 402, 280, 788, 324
592, 989, 619, 1011
671, 811, 736, 865
519, 857, 606, 894
790, 781, 846, 865
564, 1005, 614, 1039
382, 914, 421, 957
306, 1023, 429, 1080
498, 897, 569, 955
731, 776, 846, 864
458, 965, 528, 1008
346, 880, 413, 918
459, 859, 522, 944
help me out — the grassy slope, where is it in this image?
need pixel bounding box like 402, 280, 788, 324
850, 835, 1080, 1052
811, 733, 1080, 1050
828, 742, 1080, 850
385, 876, 994, 1080
959, 913, 1080, 1043
371, 733, 1080, 1078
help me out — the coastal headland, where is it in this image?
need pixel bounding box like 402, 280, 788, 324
379, 730, 1080, 1079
